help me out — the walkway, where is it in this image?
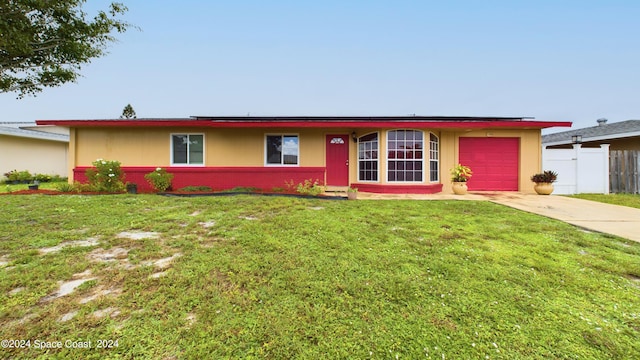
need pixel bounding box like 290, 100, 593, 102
356, 191, 640, 243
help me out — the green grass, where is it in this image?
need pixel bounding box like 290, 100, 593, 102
568, 193, 640, 209
1, 195, 639, 359
1, 181, 68, 193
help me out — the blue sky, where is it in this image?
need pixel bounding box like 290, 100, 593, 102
2, 0, 638, 132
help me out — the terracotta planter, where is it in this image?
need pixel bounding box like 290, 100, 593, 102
347, 192, 358, 200
533, 182, 554, 195
452, 182, 468, 195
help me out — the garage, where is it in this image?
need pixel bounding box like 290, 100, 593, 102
459, 137, 519, 191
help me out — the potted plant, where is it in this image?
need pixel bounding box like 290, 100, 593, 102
450, 164, 472, 195
126, 182, 138, 194
347, 187, 358, 200
531, 170, 558, 195
4, 170, 19, 184
28, 180, 39, 190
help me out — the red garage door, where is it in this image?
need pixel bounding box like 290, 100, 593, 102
459, 137, 519, 191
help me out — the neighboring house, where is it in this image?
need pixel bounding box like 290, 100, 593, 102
36, 116, 570, 193
542, 119, 640, 194
542, 119, 640, 150
0, 122, 69, 178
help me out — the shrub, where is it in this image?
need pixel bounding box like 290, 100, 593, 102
85, 159, 125, 193
4, 170, 19, 182
56, 182, 75, 192
144, 167, 174, 192
34, 173, 52, 182
179, 186, 212, 192
73, 181, 94, 193
19, 170, 33, 182
229, 187, 260, 193
296, 179, 324, 196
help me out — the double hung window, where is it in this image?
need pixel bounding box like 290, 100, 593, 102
172, 134, 204, 165
266, 135, 299, 165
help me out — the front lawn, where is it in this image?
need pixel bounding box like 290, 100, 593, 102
1, 195, 639, 359
1, 181, 67, 193
568, 193, 640, 209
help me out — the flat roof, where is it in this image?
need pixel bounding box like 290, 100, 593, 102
37, 115, 571, 130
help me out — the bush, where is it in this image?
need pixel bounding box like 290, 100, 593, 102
3, 170, 19, 182
34, 173, 52, 182
17, 170, 32, 183
56, 182, 75, 192
296, 179, 324, 196
85, 159, 125, 193
144, 167, 174, 192
179, 186, 212, 192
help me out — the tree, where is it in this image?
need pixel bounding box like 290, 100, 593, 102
120, 103, 136, 119
0, 0, 132, 98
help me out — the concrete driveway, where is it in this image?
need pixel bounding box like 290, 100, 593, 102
479, 193, 640, 243
356, 191, 640, 242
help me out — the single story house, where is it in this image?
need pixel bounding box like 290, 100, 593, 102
36, 116, 571, 193
542, 118, 640, 150
0, 122, 69, 178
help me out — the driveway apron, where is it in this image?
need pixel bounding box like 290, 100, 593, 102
483, 193, 640, 243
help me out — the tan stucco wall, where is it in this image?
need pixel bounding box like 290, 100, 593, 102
72, 127, 542, 193
0, 135, 68, 177
74, 127, 330, 167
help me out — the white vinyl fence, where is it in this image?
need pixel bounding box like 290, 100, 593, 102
542, 144, 609, 195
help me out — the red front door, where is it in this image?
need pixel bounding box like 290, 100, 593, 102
326, 134, 349, 186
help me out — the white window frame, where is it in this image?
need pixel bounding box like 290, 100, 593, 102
170, 133, 205, 166
357, 132, 380, 182
264, 134, 300, 166
429, 132, 439, 182
386, 129, 425, 183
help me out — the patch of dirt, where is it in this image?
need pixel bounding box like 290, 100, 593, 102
39, 237, 99, 255
91, 307, 120, 319
116, 231, 160, 240
185, 313, 196, 327
59, 311, 78, 322
198, 221, 216, 228
79, 286, 122, 304
0, 255, 9, 267
150, 253, 182, 269
149, 271, 168, 279
40, 273, 96, 303
88, 247, 129, 263
8, 287, 26, 295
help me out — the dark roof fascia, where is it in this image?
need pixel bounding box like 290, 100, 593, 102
37, 119, 571, 129
189, 115, 533, 122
